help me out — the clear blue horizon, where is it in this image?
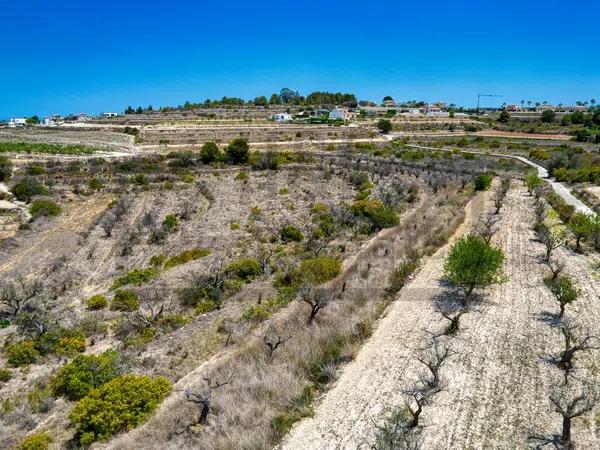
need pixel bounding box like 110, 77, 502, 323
1, 0, 598, 118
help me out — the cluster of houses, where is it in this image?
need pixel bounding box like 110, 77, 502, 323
503, 104, 589, 113
271, 101, 453, 123
3, 112, 119, 128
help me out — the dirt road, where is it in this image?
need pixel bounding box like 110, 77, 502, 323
405, 143, 594, 215
279, 184, 600, 449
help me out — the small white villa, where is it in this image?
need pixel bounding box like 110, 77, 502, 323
272, 112, 292, 123
329, 107, 354, 121
7, 118, 26, 127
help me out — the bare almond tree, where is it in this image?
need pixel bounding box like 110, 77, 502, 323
299, 283, 334, 324
262, 323, 292, 361
555, 322, 599, 381
543, 257, 565, 282
472, 215, 499, 244
550, 382, 599, 449
0, 276, 43, 318
539, 224, 568, 262
416, 337, 456, 390
185, 373, 234, 424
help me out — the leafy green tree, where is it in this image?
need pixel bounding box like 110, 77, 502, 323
26, 116, 40, 125
280, 88, 299, 104
225, 138, 250, 164
253, 96, 268, 106
199, 142, 222, 164
69, 375, 171, 445
541, 109, 556, 123
269, 93, 281, 104
474, 174, 493, 191
498, 110, 511, 123
377, 119, 393, 134
444, 234, 506, 299
0, 155, 12, 181
567, 213, 594, 251
546, 275, 579, 319
525, 174, 543, 195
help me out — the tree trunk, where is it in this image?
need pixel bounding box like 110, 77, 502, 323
199, 402, 210, 424
561, 416, 572, 448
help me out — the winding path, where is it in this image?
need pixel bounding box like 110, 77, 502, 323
404, 142, 594, 215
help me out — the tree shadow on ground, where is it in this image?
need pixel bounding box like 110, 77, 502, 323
534, 310, 562, 328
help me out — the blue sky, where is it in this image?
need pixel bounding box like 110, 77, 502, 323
0, 0, 598, 118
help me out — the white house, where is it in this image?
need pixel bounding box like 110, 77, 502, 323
42, 114, 62, 126
7, 118, 27, 127
329, 107, 354, 121
272, 113, 292, 123
100, 112, 118, 118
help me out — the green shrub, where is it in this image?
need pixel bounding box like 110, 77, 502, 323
271, 385, 314, 439
110, 290, 140, 311
234, 171, 248, 181
351, 198, 399, 231
278, 187, 289, 195
29, 198, 61, 218
5, 340, 40, 367
241, 296, 290, 323
387, 259, 419, 294
150, 254, 166, 268
69, 374, 171, 445
195, 299, 221, 314
131, 173, 148, 185
199, 142, 222, 163
86, 294, 108, 310
17, 432, 53, 450
224, 257, 262, 280
350, 170, 369, 189
27, 386, 54, 413
0, 141, 97, 155
0, 368, 11, 382
88, 178, 103, 190
51, 351, 120, 400
0, 155, 12, 182
291, 256, 341, 285
474, 174, 493, 191
225, 138, 250, 164
164, 248, 211, 269
280, 224, 304, 242
162, 214, 179, 232
26, 165, 46, 176
53, 333, 86, 357
112, 267, 159, 289
11, 178, 49, 202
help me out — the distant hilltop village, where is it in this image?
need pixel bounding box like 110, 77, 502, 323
2, 89, 596, 127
